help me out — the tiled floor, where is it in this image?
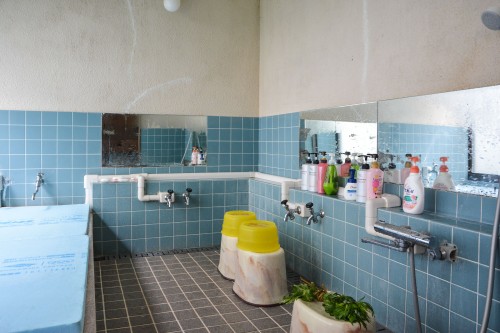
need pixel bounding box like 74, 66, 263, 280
95, 249, 393, 333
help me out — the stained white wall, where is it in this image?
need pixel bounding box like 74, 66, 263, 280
259, 0, 500, 116
0, 0, 260, 116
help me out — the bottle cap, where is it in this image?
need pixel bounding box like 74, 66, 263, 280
360, 155, 370, 169
410, 156, 420, 173
439, 156, 449, 172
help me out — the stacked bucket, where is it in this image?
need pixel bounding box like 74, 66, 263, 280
218, 211, 287, 306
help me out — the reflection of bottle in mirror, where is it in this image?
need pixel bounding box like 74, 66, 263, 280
191, 146, 199, 165
340, 152, 352, 177
301, 153, 312, 190
198, 148, 205, 165
317, 152, 328, 194
335, 155, 343, 179
366, 154, 384, 199
384, 154, 400, 184
401, 153, 412, 184
356, 155, 370, 203
403, 156, 424, 214
433, 156, 455, 191
308, 153, 319, 192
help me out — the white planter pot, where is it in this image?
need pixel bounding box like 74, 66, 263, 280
290, 299, 376, 333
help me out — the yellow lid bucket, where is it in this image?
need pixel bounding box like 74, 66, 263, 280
237, 220, 280, 253
221, 210, 257, 237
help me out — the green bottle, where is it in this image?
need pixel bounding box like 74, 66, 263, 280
323, 154, 339, 195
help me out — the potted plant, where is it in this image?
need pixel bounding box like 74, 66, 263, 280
283, 280, 376, 333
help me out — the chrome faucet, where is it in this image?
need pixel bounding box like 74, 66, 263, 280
164, 190, 174, 207
32, 172, 44, 200
281, 199, 301, 222
183, 188, 192, 205
305, 202, 325, 225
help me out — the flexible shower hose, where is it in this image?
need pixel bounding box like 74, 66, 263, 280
480, 192, 500, 333
409, 245, 422, 333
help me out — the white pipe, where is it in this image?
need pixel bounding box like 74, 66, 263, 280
365, 194, 401, 240
83, 172, 299, 208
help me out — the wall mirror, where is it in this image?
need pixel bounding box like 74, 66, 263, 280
299, 102, 378, 163
378, 85, 499, 197
102, 113, 207, 167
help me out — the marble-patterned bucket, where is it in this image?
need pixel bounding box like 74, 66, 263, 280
232, 220, 287, 306
218, 210, 256, 280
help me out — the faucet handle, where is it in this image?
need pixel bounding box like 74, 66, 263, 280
281, 199, 289, 206
185, 188, 192, 193
167, 189, 174, 194
305, 202, 313, 209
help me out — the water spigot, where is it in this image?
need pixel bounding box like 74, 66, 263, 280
305, 202, 325, 225
164, 189, 174, 207
281, 199, 294, 222
32, 172, 44, 200
183, 188, 192, 206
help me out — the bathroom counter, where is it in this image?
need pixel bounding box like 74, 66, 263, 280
0, 235, 90, 333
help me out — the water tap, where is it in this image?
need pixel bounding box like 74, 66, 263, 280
32, 172, 44, 200
305, 202, 325, 225
183, 188, 192, 206
281, 199, 301, 222
164, 190, 174, 207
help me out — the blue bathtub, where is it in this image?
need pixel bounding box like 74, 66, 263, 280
0, 204, 94, 333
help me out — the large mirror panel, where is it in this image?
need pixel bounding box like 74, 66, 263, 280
300, 103, 378, 163
378, 85, 499, 197
102, 114, 207, 167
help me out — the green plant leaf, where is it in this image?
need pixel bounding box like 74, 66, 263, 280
281, 282, 319, 304
322, 292, 374, 329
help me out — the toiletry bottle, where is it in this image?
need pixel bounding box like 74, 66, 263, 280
317, 152, 328, 194
301, 153, 312, 190
197, 147, 205, 165
350, 153, 360, 178
340, 151, 352, 177
403, 156, 425, 214
366, 154, 384, 199
335, 155, 343, 179
383, 154, 398, 184
433, 156, 456, 191
401, 153, 412, 184
323, 155, 339, 195
344, 169, 357, 201
308, 153, 319, 192
356, 155, 370, 203
191, 146, 199, 165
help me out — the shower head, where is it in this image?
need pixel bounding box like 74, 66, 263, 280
481, 7, 500, 30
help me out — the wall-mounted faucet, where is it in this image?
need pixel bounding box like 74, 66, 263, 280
164, 190, 175, 207
305, 202, 325, 225
281, 199, 301, 222
32, 172, 44, 200
183, 188, 192, 206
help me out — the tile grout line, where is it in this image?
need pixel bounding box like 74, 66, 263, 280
96, 262, 107, 333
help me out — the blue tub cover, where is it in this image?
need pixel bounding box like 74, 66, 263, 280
0, 235, 89, 333
0, 204, 90, 239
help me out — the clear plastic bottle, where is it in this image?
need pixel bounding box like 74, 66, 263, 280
317, 152, 328, 194
308, 153, 319, 192
323, 156, 339, 195
403, 156, 425, 214
340, 152, 352, 178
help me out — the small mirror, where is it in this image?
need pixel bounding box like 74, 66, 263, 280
300, 102, 378, 163
102, 113, 207, 167
378, 85, 499, 197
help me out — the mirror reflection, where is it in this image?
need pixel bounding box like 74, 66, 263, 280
378, 85, 499, 197
102, 114, 207, 167
299, 103, 378, 163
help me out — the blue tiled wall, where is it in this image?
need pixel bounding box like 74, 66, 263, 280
378, 123, 469, 183
258, 113, 301, 179
140, 128, 186, 165
249, 179, 499, 333
92, 178, 249, 257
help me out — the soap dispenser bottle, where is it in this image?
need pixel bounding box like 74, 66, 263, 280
308, 153, 319, 192
317, 152, 328, 194
301, 152, 311, 191
356, 155, 370, 203
433, 156, 456, 191
366, 154, 384, 199
335, 155, 343, 179
403, 156, 425, 214
344, 169, 357, 200
340, 151, 352, 177
323, 155, 339, 195
401, 153, 412, 184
